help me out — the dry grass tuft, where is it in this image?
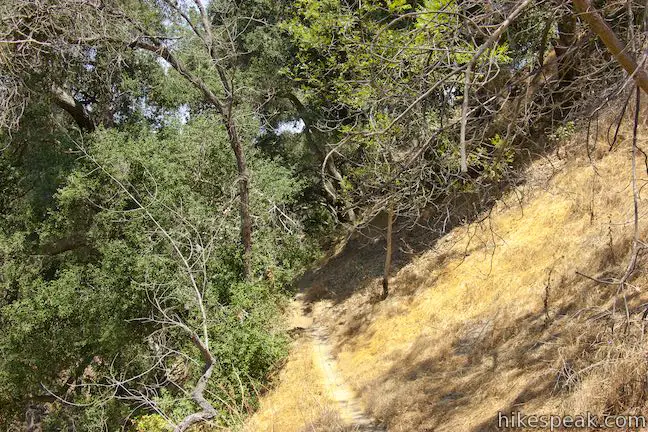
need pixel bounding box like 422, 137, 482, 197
298, 409, 360, 432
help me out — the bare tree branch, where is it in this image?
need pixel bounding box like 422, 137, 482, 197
460, 0, 534, 172
573, 0, 648, 95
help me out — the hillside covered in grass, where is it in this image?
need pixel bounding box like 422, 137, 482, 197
248, 106, 648, 431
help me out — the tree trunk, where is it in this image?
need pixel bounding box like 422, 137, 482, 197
132, 40, 255, 280
25, 404, 44, 432
225, 116, 253, 279
553, 13, 578, 93
459, 0, 534, 172
284, 92, 356, 222
381, 204, 394, 300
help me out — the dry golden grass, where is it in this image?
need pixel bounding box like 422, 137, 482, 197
243, 298, 364, 432
249, 104, 648, 432
243, 337, 341, 432
320, 114, 648, 431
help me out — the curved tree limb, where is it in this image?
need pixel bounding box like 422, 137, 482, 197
51, 85, 95, 132
173, 334, 218, 432
283, 92, 355, 220
132, 37, 253, 278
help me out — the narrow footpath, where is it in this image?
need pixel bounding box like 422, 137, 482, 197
294, 293, 386, 432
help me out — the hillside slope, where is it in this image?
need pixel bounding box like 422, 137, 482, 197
246, 111, 648, 431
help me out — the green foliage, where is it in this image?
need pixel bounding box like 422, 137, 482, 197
0, 110, 316, 429
549, 121, 577, 143
135, 414, 173, 432
470, 134, 515, 182
279, 0, 531, 226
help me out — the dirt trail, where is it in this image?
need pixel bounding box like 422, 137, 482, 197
310, 326, 385, 431
293, 295, 385, 431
